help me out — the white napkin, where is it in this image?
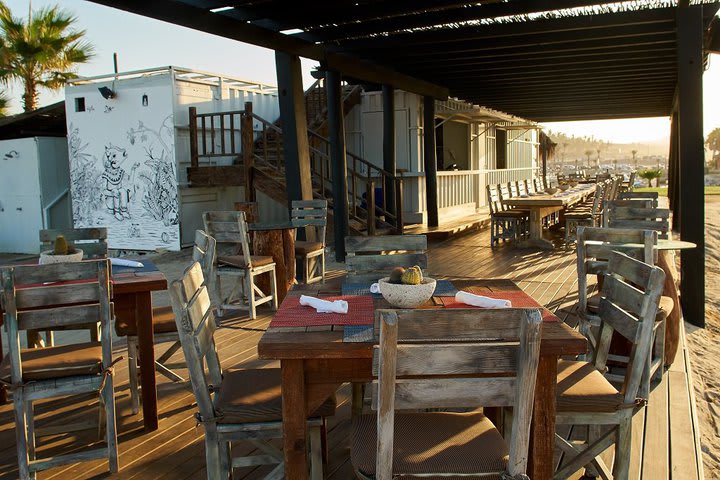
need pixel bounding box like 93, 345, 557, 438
370, 283, 380, 294
299, 295, 348, 314
110, 258, 144, 268
455, 291, 511, 308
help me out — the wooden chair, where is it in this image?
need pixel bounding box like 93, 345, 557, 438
576, 226, 671, 397
203, 211, 278, 319
37, 228, 109, 347
291, 199, 327, 284
0, 260, 118, 479
617, 190, 659, 207
169, 262, 334, 480
487, 184, 527, 245
120, 230, 216, 415
535, 176, 546, 192
39, 227, 108, 260
350, 308, 542, 480
345, 235, 427, 283
564, 181, 606, 243
620, 170, 637, 192
605, 202, 671, 239
555, 251, 665, 480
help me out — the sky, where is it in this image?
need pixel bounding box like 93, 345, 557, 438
3, 0, 720, 144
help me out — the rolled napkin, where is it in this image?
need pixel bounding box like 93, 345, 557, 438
455, 291, 512, 308
110, 258, 144, 268
299, 295, 349, 314
370, 283, 380, 294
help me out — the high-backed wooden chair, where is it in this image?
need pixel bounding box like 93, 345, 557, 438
564, 181, 606, 243
617, 190, 659, 207
39, 227, 108, 259
121, 230, 216, 415
203, 211, 278, 319
37, 228, 109, 347
345, 235, 427, 283
555, 251, 665, 480
291, 199, 327, 284
487, 184, 528, 245
169, 262, 334, 480
605, 203, 671, 239
0, 260, 118, 479
350, 308, 542, 480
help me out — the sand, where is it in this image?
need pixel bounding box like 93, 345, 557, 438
684, 195, 720, 478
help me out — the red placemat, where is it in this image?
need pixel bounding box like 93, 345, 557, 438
440, 288, 559, 322
269, 295, 375, 328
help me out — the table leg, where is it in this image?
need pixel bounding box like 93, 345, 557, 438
135, 291, 158, 431
528, 354, 558, 480
658, 250, 682, 366
282, 359, 308, 480
519, 209, 555, 250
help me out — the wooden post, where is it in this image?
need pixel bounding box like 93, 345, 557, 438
189, 106, 199, 168
676, 5, 705, 327
668, 110, 679, 230
367, 181, 376, 236
395, 178, 404, 234
326, 70, 349, 261
383, 84, 396, 215
242, 102, 256, 202
423, 96, 439, 227
275, 51, 314, 205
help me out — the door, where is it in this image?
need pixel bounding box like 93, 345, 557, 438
0, 195, 43, 253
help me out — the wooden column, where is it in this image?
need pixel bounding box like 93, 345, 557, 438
676, 5, 705, 327
423, 96, 439, 227
668, 110, 679, 230
275, 51, 313, 205
382, 84, 396, 215
242, 101, 256, 202
326, 70, 349, 261
189, 106, 199, 168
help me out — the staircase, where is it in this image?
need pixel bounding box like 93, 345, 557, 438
187, 79, 403, 235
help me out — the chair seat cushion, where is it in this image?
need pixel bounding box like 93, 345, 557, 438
214, 368, 336, 424
351, 411, 508, 477
0, 342, 103, 382
217, 255, 274, 269
115, 305, 178, 336
587, 293, 674, 317
295, 241, 324, 255
556, 360, 625, 413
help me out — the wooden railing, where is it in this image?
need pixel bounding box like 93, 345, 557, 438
188, 103, 403, 234
437, 166, 542, 210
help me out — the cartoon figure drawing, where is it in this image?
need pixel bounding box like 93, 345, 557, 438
100, 144, 140, 221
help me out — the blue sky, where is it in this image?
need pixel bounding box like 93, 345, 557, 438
3, 0, 719, 143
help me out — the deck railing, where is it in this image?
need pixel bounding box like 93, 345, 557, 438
437, 166, 542, 210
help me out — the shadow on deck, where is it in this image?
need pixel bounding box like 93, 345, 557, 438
0, 226, 704, 479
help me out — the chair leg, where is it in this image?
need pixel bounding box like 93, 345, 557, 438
25, 401, 35, 460
612, 417, 632, 480
215, 273, 224, 317
270, 268, 279, 311
654, 316, 667, 381
128, 338, 140, 415
305, 255, 311, 284
204, 430, 223, 480
219, 440, 231, 480
247, 272, 257, 319
103, 373, 119, 473
45, 330, 55, 347
321, 251, 326, 283
309, 425, 323, 480
13, 390, 32, 480
321, 417, 329, 465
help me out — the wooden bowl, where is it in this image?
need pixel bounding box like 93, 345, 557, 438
378, 277, 437, 308
558, 184, 570, 192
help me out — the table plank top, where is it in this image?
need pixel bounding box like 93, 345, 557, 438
257, 278, 586, 359
503, 184, 596, 208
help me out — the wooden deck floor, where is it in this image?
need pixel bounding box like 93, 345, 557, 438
0, 227, 705, 479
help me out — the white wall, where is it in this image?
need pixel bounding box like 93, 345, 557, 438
65, 74, 181, 251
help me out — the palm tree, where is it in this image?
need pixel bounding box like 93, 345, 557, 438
596, 147, 601, 167
638, 168, 663, 187
0, 90, 7, 116
0, 2, 93, 112
706, 128, 720, 170
631, 149, 638, 169
584, 149, 593, 167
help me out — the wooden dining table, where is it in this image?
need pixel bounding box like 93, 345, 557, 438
0, 260, 167, 431
504, 183, 596, 249
257, 277, 587, 480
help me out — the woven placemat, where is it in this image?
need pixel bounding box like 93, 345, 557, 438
440, 288, 559, 322
433, 279, 459, 297
269, 295, 375, 328
343, 325, 374, 343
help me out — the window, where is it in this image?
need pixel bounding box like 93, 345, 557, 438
74, 97, 86, 112
496, 129, 507, 169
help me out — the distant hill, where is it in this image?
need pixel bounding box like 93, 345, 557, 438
547, 130, 669, 165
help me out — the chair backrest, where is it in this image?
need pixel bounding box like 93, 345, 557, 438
605, 203, 670, 239
535, 177, 546, 192
373, 308, 542, 479
588, 181, 605, 216
594, 251, 665, 403
499, 183, 512, 204
0, 260, 114, 385
192, 230, 217, 282
609, 175, 623, 200
169, 262, 222, 424
291, 199, 327, 245
345, 235, 427, 283
617, 191, 659, 207
525, 178, 536, 194
626, 171, 637, 190
508, 181, 519, 197
39, 228, 108, 259
517, 180, 528, 196
203, 211, 253, 267
486, 184, 504, 214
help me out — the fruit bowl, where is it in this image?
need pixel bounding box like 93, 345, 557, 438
378, 277, 437, 308
568, 180, 579, 187
558, 184, 570, 192
545, 187, 558, 195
